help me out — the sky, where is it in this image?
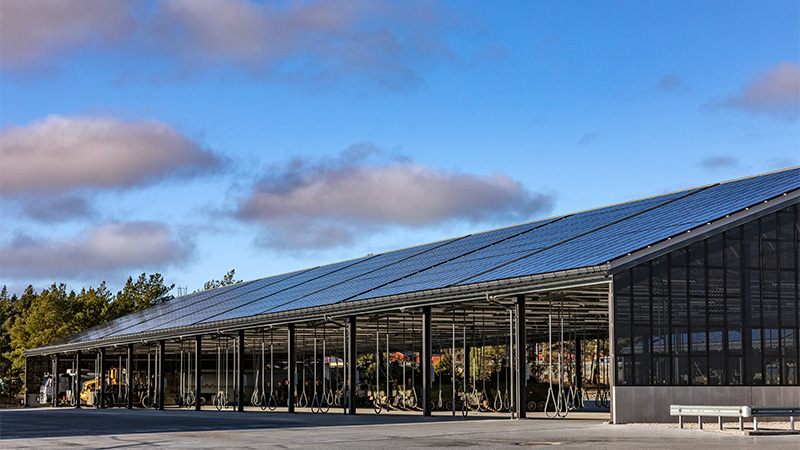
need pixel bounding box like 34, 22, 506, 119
1, 0, 798, 296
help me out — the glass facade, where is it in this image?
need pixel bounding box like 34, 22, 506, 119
614, 204, 799, 386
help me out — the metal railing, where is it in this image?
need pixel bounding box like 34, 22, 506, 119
670, 404, 800, 431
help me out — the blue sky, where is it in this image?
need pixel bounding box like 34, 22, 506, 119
1, 0, 798, 296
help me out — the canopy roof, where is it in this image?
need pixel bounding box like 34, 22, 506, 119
29, 167, 800, 355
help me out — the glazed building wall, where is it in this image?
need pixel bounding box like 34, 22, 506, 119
611, 204, 799, 422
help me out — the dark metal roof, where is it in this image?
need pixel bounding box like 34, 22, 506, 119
27, 167, 800, 355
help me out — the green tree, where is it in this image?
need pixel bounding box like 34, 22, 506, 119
111, 273, 174, 317
201, 269, 241, 291
2, 273, 174, 393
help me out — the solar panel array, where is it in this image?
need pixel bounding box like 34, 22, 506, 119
58, 168, 800, 344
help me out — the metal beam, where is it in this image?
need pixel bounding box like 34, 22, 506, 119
237, 330, 244, 412
347, 316, 357, 415
98, 348, 106, 409
287, 324, 296, 413
422, 306, 432, 417
157, 340, 165, 410
75, 351, 81, 408
195, 335, 202, 411
23, 357, 29, 407
53, 354, 60, 407
127, 344, 134, 409
514, 294, 526, 419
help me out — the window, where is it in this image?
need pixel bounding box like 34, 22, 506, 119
612, 206, 799, 386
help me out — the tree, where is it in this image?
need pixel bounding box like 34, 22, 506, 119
111, 273, 174, 317
1, 273, 174, 393
201, 269, 241, 291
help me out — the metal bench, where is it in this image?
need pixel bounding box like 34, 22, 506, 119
670, 405, 750, 431
670, 404, 800, 431
750, 406, 800, 432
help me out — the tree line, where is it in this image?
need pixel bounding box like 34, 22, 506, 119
0, 270, 240, 396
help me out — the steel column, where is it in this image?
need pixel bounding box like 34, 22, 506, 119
195, 335, 202, 411
75, 351, 81, 408
422, 306, 432, 417
53, 354, 60, 407
287, 324, 296, 413
514, 294, 527, 419
575, 337, 582, 398
23, 357, 29, 407
98, 348, 106, 409
237, 330, 244, 412
157, 340, 165, 410
347, 316, 357, 415
127, 344, 134, 409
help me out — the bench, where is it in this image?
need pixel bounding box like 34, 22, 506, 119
669, 404, 800, 431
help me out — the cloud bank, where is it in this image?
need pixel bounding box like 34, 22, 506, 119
0, 222, 195, 279
713, 62, 800, 119
1, 0, 478, 89
0, 115, 220, 195
235, 146, 555, 249
0, 0, 136, 71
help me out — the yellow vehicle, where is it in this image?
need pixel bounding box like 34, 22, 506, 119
80, 367, 128, 407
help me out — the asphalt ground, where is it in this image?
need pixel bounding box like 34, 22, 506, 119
1, 406, 798, 449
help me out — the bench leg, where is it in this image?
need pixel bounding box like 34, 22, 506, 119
699, 416, 702, 430
718, 416, 722, 431
753, 417, 758, 432
679, 416, 683, 429
739, 417, 743, 431
791, 416, 795, 431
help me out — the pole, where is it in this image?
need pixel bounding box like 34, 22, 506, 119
157, 340, 165, 410
127, 344, 134, 409
347, 316, 357, 415
287, 324, 296, 413
422, 306, 432, 417
195, 336, 202, 411
237, 330, 245, 412
98, 348, 106, 409
53, 354, 60, 407
515, 295, 527, 419
75, 351, 82, 408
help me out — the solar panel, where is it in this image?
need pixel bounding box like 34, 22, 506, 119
126, 269, 317, 334
265, 219, 554, 313
44, 168, 799, 346
347, 188, 696, 300
59, 281, 259, 343
197, 239, 461, 322
465, 168, 800, 283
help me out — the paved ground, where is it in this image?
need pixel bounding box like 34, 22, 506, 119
1, 407, 798, 449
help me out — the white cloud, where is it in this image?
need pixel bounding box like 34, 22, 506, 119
1, 0, 482, 90
0, 115, 220, 195
235, 145, 555, 249
715, 62, 800, 119
0, 0, 135, 71
0, 222, 195, 280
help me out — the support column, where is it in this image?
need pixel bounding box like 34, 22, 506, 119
422, 306, 432, 417
53, 354, 61, 407
98, 348, 106, 409
23, 357, 29, 407
287, 324, 296, 413
347, 316, 357, 415
575, 337, 582, 401
75, 351, 82, 408
237, 330, 244, 412
608, 280, 617, 423
195, 335, 202, 411
514, 294, 527, 419
157, 340, 165, 410
127, 344, 134, 409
